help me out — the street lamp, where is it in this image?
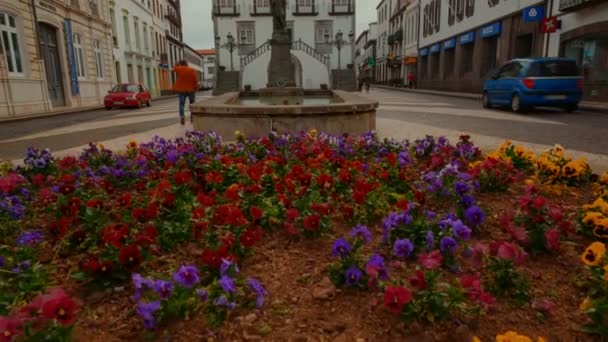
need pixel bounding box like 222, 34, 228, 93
325, 30, 355, 69
215, 33, 238, 71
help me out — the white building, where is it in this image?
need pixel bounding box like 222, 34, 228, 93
212, 0, 356, 91
365, 22, 378, 82
417, 0, 546, 93
375, 0, 393, 84
109, 0, 183, 97
401, 0, 418, 85
197, 49, 216, 89
184, 44, 204, 87
547, 0, 607, 102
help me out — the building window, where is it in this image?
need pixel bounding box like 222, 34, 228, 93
123, 14, 131, 49
219, 0, 234, 8
73, 33, 86, 79
94, 39, 103, 79
315, 20, 332, 54
70, 0, 80, 9
461, 43, 474, 75
297, 0, 313, 7
89, 0, 99, 17
448, 0, 465, 26
466, 0, 474, 17
110, 8, 118, 47
143, 23, 149, 53
134, 18, 141, 51
127, 63, 134, 83
115, 61, 121, 83
0, 13, 24, 75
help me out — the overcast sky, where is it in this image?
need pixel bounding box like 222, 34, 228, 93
182, 0, 378, 49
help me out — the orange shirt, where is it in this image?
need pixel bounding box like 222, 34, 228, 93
172, 65, 198, 93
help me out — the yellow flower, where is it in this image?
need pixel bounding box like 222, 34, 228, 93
473, 337, 481, 342
496, 331, 533, 342
308, 129, 318, 139
600, 172, 608, 185
581, 242, 606, 266
127, 140, 138, 149
583, 211, 605, 226
536, 338, 547, 342
580, 297, 592, 312
98, 143, 105, 150
603, 265, 608, 281
583, 198, 608, 215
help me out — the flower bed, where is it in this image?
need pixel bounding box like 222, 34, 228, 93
0, 131, 605, 341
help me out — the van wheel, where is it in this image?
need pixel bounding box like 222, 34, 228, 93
482, 92, 491, 108
564, 104, 578, 113
511, 94, 524, 113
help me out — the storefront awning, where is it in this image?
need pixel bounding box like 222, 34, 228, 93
403, 57, 417, 65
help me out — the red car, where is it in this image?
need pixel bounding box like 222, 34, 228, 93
104, 83, 152, 109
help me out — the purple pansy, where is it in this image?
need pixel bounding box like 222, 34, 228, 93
440, 236, 458, 254
393, 239, 414, 258
331, 238, 352, 258
173, 265, 200, 288
219, 275, 237, 293
345, 266, 363, 286
247, 277, 268, 308
464, 205, 485, 227
136, 301, 161, 330
153, 280, 174, 300
349, 224, 372, 244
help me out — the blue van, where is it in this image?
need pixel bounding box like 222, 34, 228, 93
482, 58, 583, 112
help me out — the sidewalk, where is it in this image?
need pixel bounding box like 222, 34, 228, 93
373, 84, 608, 112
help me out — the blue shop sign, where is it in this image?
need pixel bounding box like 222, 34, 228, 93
430, 43, 441, 54
480, 22, 501, 38
420, 48, 429, 56
64, 19, 79, 95
523, 5, 545, 22
443, 38, 456, 50
459, 31, 475, 45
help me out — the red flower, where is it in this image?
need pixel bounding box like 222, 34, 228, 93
58, 156, 78, 169
532, 196, 546, 210
284, 222, 298, 235
303, 214, 320, 232
31, 174, 46, 187
414, 190, 425, 205
193, 222, 209, 239
97, 261, 114, 277
47, 217, 71, 241
132, 208, 146, 222
316, 173, 333, 190
0, 316, 23, 341
418, 250, 443, 270
353, 190, 367, 204
240, 226, 263, 247
197, 192, 215, 207
204, 171, 223, 184
173, 170, 192, 185
118, 245, 142, 272
136, 225, 158, 246
192, 207, 206, 221
286, 208, 300, 222
395, 199, 409, 211
544, 228, 560, 251
162, 192, 176, 208
386, 152, 397, 166
547, 205, 563, 222
101, 224, 130, 248
40, 289, 77, 326
495, 242, 527, 265
224, 184, 240, 202
249, 206, 263, 222
202, 244, 229, 269
409, 270, 427, 290
86, 199, 103, 209
80, 255, 101, 273
383, 286, 412, 314
117, 193, 132, 207
146, 203, 159, 220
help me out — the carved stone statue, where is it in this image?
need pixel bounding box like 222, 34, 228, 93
271, 0, 287, 31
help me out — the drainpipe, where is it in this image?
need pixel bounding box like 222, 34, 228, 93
544, 0, 553, 57
30, 0, 42, 59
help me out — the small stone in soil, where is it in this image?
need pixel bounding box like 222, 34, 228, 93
241, 313, 258, 325
312, 277, 336, 300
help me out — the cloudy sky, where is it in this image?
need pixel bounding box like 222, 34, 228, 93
182, 0, 378, 49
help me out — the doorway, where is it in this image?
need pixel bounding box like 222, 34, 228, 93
514, 34, 533, 58
38, 23, 65, 107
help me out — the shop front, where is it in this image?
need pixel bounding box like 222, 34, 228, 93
560, 21, 608, 102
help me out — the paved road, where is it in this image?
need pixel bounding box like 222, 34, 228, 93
0, 88, 606, 162
370, 87, 608, 156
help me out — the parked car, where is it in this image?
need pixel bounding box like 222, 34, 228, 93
104, 84, 152, 110
482, 58, 583, 113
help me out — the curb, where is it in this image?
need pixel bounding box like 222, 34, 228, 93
0, 95, 178, 124
373, 85, 608, 113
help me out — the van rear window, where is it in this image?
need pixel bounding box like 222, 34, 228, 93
527, 61, 579, 77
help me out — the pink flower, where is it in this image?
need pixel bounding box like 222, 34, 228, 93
418, 250, 442, 270
548, 205, 563, 222
495, 242, 527, 265
471, 242, 490, 269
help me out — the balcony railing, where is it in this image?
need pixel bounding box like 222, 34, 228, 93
293, 1, 318, 15
213, 1, 240, 16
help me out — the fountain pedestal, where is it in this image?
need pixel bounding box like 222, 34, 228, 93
267, 30, 296, 88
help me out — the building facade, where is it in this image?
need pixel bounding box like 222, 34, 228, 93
401, 0, 418, 86
197, 49, 216, 89
184, 44, 204, 87
417, 0, 547, 93
0, 0, 113, 120
375, 0, 392, 84
212, 0, 356, 90
548, 0, 608, 102
109, 0, 183, 97
387, 0, 408, 86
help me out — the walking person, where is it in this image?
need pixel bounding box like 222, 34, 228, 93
408, 71, 416, 89
172, 60, 199, 125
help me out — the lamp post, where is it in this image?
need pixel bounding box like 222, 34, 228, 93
215, 33, 237, 71
325, 30, 355, 69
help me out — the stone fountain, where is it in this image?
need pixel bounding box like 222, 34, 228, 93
191, 0, 377, 138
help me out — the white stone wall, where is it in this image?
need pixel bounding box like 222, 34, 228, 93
418, 0, 544, 48
202, 55, 216, 88
214, 0, 355, 90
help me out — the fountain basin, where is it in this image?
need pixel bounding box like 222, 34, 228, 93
190, 90, 378, 138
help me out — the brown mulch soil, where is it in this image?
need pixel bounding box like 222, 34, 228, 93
67, 183, 601, 342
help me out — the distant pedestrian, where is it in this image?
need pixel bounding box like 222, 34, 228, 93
408, 71, 416, 89
172, 60, 199, 125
